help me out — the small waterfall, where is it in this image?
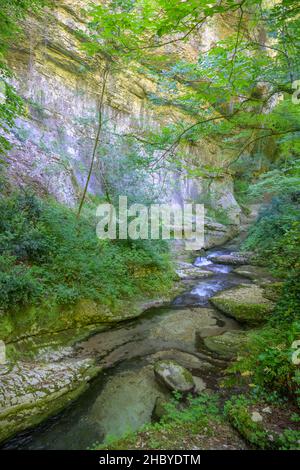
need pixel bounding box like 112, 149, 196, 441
194, 256, 212, 267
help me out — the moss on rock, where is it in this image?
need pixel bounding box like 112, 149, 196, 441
210, 285, 274, 325
154, 360, 195, 393
0, 359, 101, 444
204, 330, 249, 359
225, 396, 300, 450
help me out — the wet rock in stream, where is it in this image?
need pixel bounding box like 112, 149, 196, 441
176, 262, 214, 280
208, 252, 254, 265
233, 265, 278, 285
146, 349, 213, 372
202, 330, 250, 359
77, 307, 239, 369
0, 359, 100, 443
154, 360, 195, 393
210, 285, 275, 325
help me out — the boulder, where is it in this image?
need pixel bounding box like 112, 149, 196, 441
152, 396, 168, 421
233, 265, 277, 285
208, 252, 254, 265
193, 376, 207, 393
210, 285, 274, 325
262, 282, 284, 302
154, 360, 195, 393
203, 330, 249, 359
147, 350, 213, 372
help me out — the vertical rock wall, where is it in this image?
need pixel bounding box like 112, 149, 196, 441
4, 0, 241, 226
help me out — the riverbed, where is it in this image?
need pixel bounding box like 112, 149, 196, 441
3, 249, 251, 450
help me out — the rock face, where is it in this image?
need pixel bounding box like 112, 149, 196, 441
4, 0, 241, 227
154, 360, 195, 393
203, 330, 249, 359
204, 219, 239, 249
0, 293, 177, 345
210, 285, 275, 325
0, 358, 100, 443
209, 178, 242, 225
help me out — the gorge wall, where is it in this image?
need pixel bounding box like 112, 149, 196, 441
5, 0, 241, 235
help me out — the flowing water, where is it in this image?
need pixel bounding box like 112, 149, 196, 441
3, 249, 251, 450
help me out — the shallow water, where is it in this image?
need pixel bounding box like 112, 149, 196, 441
3, 249, 249, 450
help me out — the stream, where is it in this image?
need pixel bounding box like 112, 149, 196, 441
4, 248, 251, 450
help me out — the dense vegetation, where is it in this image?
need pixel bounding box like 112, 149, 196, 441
229, 161, 300, 409
0, 191, 173, 312
84, 0, 300, 450
0, 0, 299, 451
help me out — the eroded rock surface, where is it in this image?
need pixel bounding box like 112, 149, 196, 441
233, 265, 277, 285
203, 330, 249, 359
0, 358, 100, 443
210, 285, 274, 325
154, 360, 195, 393
208, 252, 254, 265
176, 262, 214, 280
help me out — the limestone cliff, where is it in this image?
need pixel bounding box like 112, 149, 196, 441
4, 0, 241, 232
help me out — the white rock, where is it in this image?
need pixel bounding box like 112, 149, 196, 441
251, 411, 263, 423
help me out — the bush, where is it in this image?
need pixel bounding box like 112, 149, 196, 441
0, 191, 174, 311
228, 323, 300, 404
230, 182, 300, 405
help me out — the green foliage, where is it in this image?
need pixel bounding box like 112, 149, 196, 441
0, 191, 174, 311
228, 324, 300, 402
278, 429, 300, 451
233, 194, 300, 403
247, 158, 300, 200
225, 394, 300, 450
231, 157, 300, 405
92, 392, 222, 450
243, 197, 300, 259
224, 395, 271, 449
161, 392, 221, 425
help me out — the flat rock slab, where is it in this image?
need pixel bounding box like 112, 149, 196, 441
0, 358, 100, 443
203, 330, 249, 359
210, 285, 275, 325
147, 350, 213, 372
208, 252, 254, 265
233, 265, 277, 285
176, 262, 214, 280
154, 360, 195, 393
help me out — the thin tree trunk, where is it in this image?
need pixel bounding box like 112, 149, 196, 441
77, 65, 109, 219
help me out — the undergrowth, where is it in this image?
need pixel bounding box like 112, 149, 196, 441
0, 191, 174, 312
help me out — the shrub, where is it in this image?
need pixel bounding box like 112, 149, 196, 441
229, 323, 300, 403
0, 191, 174, 311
